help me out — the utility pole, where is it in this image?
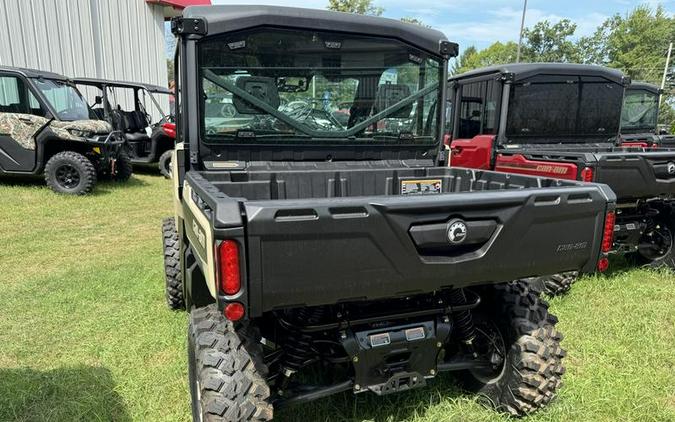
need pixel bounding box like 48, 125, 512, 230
660, 42, 673, 105
516, 0, 528, 63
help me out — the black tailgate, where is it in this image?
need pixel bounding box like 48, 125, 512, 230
243, 186, 612, 313
594, 151, 675, 200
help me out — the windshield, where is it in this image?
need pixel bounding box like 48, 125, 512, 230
198, 28, 442, 143
506, 75, 623, 141
33, 79, 91, 121
621, 89, 659, 133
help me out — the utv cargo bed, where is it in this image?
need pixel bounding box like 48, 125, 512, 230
184, 162, 614, 315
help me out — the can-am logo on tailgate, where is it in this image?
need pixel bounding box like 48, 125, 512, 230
447, 219, 468, 244
667, 162, 675, 175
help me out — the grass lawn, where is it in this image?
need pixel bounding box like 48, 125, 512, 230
0, 172, 674, 422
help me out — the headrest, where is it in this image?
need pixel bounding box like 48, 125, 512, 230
232, 76, 280, 114
373, 84, 412, 118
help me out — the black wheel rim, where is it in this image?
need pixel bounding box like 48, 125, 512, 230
638, 224, 673, 262
55, 164, 81, 189
469, 320, 507, 384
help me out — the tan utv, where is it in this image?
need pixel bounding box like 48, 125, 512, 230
0, 66, 131, 195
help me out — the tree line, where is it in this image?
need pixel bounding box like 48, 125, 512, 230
327, 1, 675, 128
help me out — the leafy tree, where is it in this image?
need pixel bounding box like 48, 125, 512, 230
522, 19, 580, 63
166, 59, 174, 84
327, 0, 383, 16
400, 17, 430, 28
451, 42, 519, 75
578, 5, 675, 127
579, 5, 675, 81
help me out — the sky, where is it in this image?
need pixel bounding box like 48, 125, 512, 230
206, 0, 675, 52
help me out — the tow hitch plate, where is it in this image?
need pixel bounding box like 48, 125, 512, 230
341, 319, 451, 395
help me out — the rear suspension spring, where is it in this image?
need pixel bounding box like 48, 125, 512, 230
276, 307, 331, 390
449, 289, 477, 356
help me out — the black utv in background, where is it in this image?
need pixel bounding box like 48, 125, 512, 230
165, 6, 616, 420
74, 78, 176, 177
620, 82, 674, 147
447, 63, 675, 288
0, 66, 130, 194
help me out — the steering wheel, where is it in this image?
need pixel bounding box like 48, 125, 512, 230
284, 100, 313, 119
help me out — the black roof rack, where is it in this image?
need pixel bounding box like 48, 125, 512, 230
181, 5, 455, 57
449, 62, 628, 85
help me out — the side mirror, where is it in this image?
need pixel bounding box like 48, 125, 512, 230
94, 95, 103, 105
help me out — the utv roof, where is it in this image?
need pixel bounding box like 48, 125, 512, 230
628, 81, 662, 94
73, 77, 172, 94
181, 5, 455, 56
449, 63, 628, 85
0, 65, 69, 81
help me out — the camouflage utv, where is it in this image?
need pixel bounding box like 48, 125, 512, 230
0, 66, 131, 195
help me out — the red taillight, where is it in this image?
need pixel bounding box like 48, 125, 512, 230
602, 211, 616, 253
162, 122, 176, 139
224, 302, 245, 321
597, 257, 609, 272
581, 167, 594, 182
218, 240, 240, 295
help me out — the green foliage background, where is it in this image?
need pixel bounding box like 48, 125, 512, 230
325, 1, 675, 131
450, 5, 675, 131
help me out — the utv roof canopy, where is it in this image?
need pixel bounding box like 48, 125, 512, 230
627, 81, 662, 94
178, 5, 457, 57
450, 63, 628, 85
0, 65, 69, 81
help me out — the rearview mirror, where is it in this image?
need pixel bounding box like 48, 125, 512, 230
276, 77, 310, 93
94, 95, 103, 105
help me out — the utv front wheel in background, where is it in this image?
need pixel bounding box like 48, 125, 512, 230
158, 149, 173, 179
458, 281, 566, 416
113, 151, 133, 182
628, 219, 675, 269
162, 217, 184, 310
44, 151, 97, 195
188, 305, 273, 421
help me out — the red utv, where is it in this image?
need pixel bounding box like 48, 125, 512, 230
446, 63, 675, 293
74, 78, 176, 178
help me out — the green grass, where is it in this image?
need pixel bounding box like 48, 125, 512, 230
1, 172, 674, 422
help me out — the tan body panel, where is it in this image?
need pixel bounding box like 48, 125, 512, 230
183, 181, 218, 298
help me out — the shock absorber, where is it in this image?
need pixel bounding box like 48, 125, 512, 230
276, 307, 329, 392
449, 289, 478, 357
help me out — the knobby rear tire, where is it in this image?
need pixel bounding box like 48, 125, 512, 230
188, 305, 273, 421
458, 281, 566, 416
162, 217, 184, 310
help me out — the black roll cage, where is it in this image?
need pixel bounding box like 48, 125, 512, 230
74, 79, 172, 126
448, 69, 630, 145
172, 11, 455, 171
